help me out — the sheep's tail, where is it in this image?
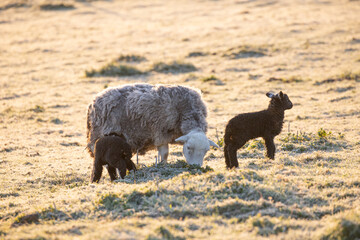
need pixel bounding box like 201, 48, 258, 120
86, 104, 95, 158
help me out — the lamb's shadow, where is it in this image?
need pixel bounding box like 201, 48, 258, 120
118, 160, 213, 184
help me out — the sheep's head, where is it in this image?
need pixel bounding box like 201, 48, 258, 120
175, 131, 219, 166
266, 91, 293, 110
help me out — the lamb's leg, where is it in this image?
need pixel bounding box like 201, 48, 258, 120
119, 167, 127, 179
226, 140, 247, 169
107, 165, 118, 181
136, 149, 139, 165
157, 144, 169, 163
264, 136, 275, 159
224, 144, 231, 168
115, 161, 127, 179
91, 158, 103, 183
226, 143, 239, 169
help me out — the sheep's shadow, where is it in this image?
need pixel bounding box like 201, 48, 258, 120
115, 160, 213, 184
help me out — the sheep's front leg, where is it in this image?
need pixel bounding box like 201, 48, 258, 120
264, 136, 275, 159
157, 144, 169, 163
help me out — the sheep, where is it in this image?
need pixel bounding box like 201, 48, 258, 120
86, 83, 219, 166
224, 91, 293, 169
91, 135, 136, 183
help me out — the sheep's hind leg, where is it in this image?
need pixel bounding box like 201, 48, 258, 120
264, 136, 275, 159
157, 144, 169, 164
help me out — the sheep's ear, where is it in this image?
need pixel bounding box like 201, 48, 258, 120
175, 135, 189, 143
279, 91, 284, 98
266, 92, 274, 98
208, 139, 219, 148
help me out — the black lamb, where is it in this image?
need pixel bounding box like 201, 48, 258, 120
91, 135, 136, 183
224, 91, 293, 169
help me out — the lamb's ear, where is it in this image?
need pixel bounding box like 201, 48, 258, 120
266, 92, 274, 98
175, 135, 189, 143
279, 91, 284, 98
208, 139, 219, 148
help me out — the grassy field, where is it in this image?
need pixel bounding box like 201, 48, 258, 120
0, 0, 360, 239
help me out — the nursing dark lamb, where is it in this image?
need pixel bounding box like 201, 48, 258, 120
91, 135, 136, 183
86, 83, 218, 166
224, 91, 293, 169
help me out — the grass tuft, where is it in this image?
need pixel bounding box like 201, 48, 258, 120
51, 118, 63, 124
30, 105, 45, 113
85, 62, 143, 77
279, 129, 347, 153
321, 213, 360, 240
186, 51, 209, 58
116, 54, 147, 63
39, 3, 75, 11
11, 213, 40, 227
0, 1, 28, 11
200, 75, 225, 85
314, 71, 360, 85
248, 214, 299, 236
267, 76, 304, 83
151, 61, 197, 74
96, 193, 121, 210
223, 45, 267, 59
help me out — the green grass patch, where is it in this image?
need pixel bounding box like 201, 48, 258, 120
11, 213, 40, 227
116, 54, 147, 63
95, 193, 121, 211
279, 128, 347, 153
151, 61, 197, 73
134, 160, 214, 180
267, 76, 304, 83
186, 51, 209, 58
85, 62, 143, 77
39, 3, 75, 11
339, 71, 360, 81
0, 1, 28, 11
223, 45, 267, 59
199, 75, 225, 85
200, 75, 219, 82
314, 71, 360, 85
247, 214, 300, 236
147, 226, 185, 240
26, 173, 88, 189
321, 212, 360, 240
51, 118, 63, 124
29, 105, 45, 113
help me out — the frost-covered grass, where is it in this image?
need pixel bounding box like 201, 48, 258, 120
1, 141, 359, 239
1, 0, 360, 239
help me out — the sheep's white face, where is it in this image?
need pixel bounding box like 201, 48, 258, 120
175, 131, 219, 166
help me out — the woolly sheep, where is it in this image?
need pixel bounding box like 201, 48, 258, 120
91, 135, 136, 183
224, 91, 293, 169
86, 83, 219, 166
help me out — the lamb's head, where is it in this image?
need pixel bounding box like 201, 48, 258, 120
175, 131, 219, 166
266, 91, 293, 110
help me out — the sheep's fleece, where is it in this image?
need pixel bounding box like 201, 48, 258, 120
86, 83, 218, 166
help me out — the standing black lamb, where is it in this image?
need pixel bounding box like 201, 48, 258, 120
91, 135, 136, 183
224, 91, 293, 169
